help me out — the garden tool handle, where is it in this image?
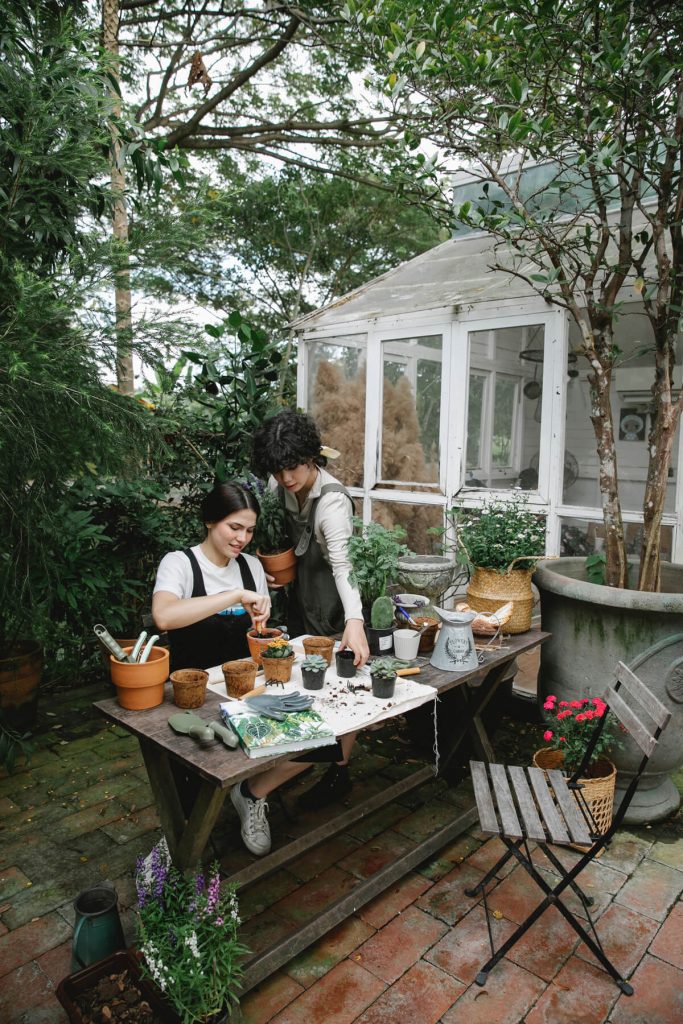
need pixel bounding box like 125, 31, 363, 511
242, 684, 266, 698
94, 624, 134, 663
396, 667, 420, 677
138, 635, 160, 663
130, 631, 147, 662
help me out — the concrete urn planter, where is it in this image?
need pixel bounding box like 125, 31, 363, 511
534, 557, 683, 823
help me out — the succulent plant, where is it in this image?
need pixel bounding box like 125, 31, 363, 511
261, 638, 294, 659
369, 657, 401, 679
301, 654, 328, 673
370, 595, 395, 630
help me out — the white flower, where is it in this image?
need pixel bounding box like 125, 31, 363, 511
184, 931, 200, 959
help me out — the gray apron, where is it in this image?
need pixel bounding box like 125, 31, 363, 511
280, 482, 353, 637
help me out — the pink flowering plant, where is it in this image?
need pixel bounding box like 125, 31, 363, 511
135, 842, 247, 1023
541, 694, 620, 774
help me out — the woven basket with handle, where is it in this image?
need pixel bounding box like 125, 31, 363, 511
533, 747, 616, 837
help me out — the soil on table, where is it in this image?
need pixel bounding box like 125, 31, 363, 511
75, 966, 166, 1023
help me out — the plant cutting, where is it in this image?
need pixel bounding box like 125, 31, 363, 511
452, 496, 546, 633
135, 843, 247, 1023
251, 484, 296, 585
261, 638, 295, 684
301, 653, 328, 690
347, 517, 408, 610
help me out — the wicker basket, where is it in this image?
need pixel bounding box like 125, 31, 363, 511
467, 565, 535, 634
533, 747, 616, 837
302, 636, 334, 665
222, 659, 258, 698
170, 669, 208, 709
262, 654, 295, 684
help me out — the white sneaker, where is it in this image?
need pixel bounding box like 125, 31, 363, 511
230, 784, 271, 856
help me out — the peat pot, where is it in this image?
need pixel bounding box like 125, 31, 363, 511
534, 557, 683, 823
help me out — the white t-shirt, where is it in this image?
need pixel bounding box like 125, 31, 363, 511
153, 545, 268, 610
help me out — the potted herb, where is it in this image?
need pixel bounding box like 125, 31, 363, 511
261, 638, 295, 684
534, 693, 621, 837
135, 843, 247, 1023
252, 484, 296, 585
369, 657, 400, 699
347, 517, 408, 613
452, 496, 546, 634
301, 653, 328, 690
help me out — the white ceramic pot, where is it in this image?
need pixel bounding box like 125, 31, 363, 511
393, 629, 420, 661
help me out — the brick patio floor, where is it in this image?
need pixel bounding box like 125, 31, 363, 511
1, 654, 681, 1024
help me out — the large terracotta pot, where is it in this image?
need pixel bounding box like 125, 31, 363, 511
246, 627, 283, 667
0, 642, 43, 729
110, 647, 169, 710
534, 557, 683, 823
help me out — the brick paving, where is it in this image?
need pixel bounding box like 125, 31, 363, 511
0, 669, 681, 1024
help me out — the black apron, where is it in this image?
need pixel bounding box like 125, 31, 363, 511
168, 548, 257, 671
282, 482, 354, 637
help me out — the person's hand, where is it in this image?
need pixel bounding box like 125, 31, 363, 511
264, 572, 283, 590
242, 590, 271, 628
339, 618, 369, 667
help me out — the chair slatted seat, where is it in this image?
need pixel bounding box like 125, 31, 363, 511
465, 661, 671, 996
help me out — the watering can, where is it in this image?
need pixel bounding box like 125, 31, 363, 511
71, 882, 126, 971
430, 607, 479, 672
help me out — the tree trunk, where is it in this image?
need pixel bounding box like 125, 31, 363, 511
102, 0, 134, 395
588, 363, 628, 588
638, 386, 680, 592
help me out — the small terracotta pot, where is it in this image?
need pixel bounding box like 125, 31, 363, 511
246, 628, 283, 667
170, 669, 208, 709
302, 636, 334, 665
262, 654, 295, 684
222, 659, 258, 698
408, 617, 439, 653
110, 647, 169, 710
335, 650, 356, 678
257, 547, 297, 586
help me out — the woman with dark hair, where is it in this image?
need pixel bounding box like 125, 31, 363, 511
249, 409, 368, 811
152, 482, 270, 671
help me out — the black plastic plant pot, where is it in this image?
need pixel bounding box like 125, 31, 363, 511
301, 668, 325, 690
335, 650, 356, 678
371, 674, 396, 699
365, 625, 395, 656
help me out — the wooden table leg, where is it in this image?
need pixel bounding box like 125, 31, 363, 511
139, 739, 228, 872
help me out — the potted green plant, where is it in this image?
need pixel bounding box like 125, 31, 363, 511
135, 844, 247, 1023
261, 637, 295, 684
347, 517, 408, 613
366, 595, 396, 655
301, 653, 328, 690
252, 484, 296, 585
369, 657, 401, 699
452, 496, 546, 634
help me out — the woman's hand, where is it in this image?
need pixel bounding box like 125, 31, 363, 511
339, 618, 369, 667
242, 589, 271, 628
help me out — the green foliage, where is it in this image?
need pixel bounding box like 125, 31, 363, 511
347, 518, 408, 607
251, 485, 289, 555
0, 712, 32, 776
452, 497, 546, 574
301, 654, 328, 673
585, 552, 607, 586
370, 595, 395, 630
136, 846, 247, 1023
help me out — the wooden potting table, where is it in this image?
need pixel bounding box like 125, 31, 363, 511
95, 628, 548, 991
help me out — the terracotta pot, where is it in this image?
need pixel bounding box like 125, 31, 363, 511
0, 642, 42, 729
222, 659, 258, 698
110, 647, 169, 710
246, 627, 283, 667
302, 635, 334, 665
262, 654, 295, 684
407, 616, 439, 653
257, 547, 297, 586
533, 747, 616, 836
170, 669, 208, 709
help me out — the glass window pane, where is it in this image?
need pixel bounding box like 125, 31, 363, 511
307, 337, 366, 488
370, 499, 444, 554
380, 335, 442, 486
560, 517, 673, 563
564, 311, 678, 511
466, 325, 543, 490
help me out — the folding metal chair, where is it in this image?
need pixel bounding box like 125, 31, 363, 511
466, 661, 671, 995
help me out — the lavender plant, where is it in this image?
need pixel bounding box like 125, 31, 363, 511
135, 842, 247, 1023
